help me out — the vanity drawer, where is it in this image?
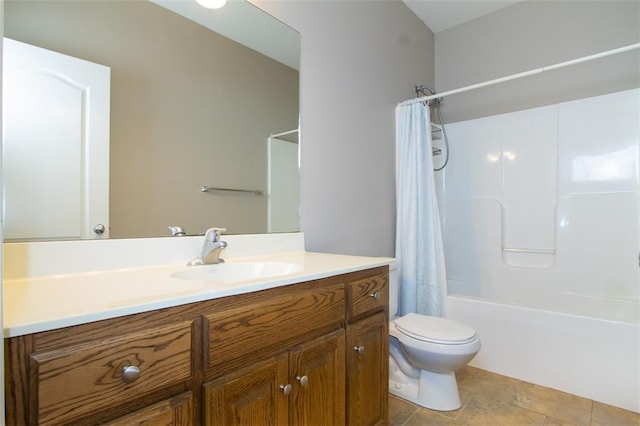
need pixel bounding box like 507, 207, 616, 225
347, 273, 388, 320
30, 321, 192, 426
203, 282, 345, 377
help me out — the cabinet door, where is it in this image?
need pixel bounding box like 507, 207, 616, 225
346, 312, 389, 426
105, 392, 193, 426
203, 354, 289, 426
289, 329, 345, 426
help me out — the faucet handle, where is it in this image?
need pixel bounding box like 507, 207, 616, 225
168, 226, 186, 236
205, 227, 227, 242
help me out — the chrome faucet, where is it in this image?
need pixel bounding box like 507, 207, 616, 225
188, 227, 227, 266
168, 225, 186, 236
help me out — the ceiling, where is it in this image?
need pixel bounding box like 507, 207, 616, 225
401, 0, 524, 33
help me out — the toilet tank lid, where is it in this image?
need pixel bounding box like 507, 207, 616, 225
394, 313, 477, 344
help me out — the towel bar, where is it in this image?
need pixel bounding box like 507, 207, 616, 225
201, 185, 263, 195
502, 247, 555, 254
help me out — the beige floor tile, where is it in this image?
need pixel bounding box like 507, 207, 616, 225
404, 408, 459, 426
415, 400, 466, 421
457, 366, 523, 405
429, 404, 466, 421
591, 401, 640, 426
389, 391, 466, 421
389, 395, 420, 425
456, 393, 548, 425
389, 367, 637, 426
543, 416, 586, 425
510, 382, 592, 425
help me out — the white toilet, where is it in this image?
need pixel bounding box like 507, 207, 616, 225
388, 268, 481, 411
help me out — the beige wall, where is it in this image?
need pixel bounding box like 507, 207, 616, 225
253, 0, 435, 256
435, 0, 640, 123
5, 1, 299, 238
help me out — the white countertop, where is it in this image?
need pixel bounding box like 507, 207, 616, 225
3, 250, 394, 337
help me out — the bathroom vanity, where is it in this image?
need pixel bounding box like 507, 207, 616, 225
3, 235, 391, 425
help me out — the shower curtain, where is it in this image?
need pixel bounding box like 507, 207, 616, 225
395, 101, 447, 317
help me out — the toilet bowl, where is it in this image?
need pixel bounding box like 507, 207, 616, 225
388, 268, 481, 411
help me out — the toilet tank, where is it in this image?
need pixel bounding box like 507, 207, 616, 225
389, 264, 398, 318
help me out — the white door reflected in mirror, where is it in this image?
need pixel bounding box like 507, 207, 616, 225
2, 38, 110, 240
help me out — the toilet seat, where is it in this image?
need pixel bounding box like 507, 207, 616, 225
393, 313, 477, 345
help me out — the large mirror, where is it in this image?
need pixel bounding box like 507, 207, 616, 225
3, 0, 300, 241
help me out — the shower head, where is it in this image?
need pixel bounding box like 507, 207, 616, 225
415, 84, 436, 97
413, 84, 449, 171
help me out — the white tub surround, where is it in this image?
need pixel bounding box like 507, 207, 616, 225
3, 232, 395, 337
442, 89, 639, 315
440, 89, 640, 413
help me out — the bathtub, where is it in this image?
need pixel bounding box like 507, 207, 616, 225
446, 293, 640, 413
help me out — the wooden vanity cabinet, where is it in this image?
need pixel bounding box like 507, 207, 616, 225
288, 330, 346, 425
346, 272, 389, 426
5, 319, 195, 426
201, 279, 348, 426
204, 330, 345, 426
347, 313, 388, 425
203, 353, 290, 425
104, 392, 194, 425
5, 265, 389, 426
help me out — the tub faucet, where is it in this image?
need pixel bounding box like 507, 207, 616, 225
188, 227, 227, 266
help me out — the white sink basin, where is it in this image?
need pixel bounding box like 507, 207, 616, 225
170, 261, 302, 284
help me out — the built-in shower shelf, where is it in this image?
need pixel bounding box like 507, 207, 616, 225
502, 247, 555, 269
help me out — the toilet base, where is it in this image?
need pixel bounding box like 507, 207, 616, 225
389, 357, 462, 411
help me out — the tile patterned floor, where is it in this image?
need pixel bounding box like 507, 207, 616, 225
389, 367, 640, 425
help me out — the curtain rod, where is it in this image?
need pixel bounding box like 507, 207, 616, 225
400, 42, 640, 106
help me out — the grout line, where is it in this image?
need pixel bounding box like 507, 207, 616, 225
402, 408, 420, 426
447, 397, 469, 421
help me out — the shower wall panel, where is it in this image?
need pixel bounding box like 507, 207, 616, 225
442, 88, 640, 310
500, 106, 557, 268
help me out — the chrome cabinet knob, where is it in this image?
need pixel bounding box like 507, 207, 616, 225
370, 292, 380, 300
280, 384, 292, 396
121, 365, 141, 384
296, 375, 309, 387
354, 345, 365, 354
93, 224, 106, 235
